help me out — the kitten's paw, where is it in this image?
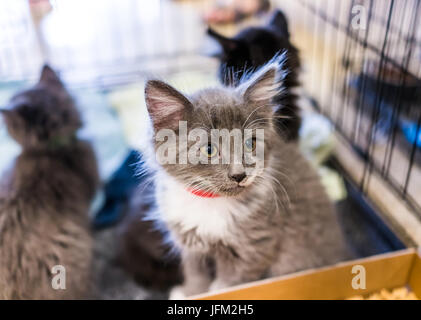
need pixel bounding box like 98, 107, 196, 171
169, 286, 187, 300
209, 279, 229, 292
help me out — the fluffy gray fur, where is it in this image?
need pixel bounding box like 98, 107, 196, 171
144, 59, 349, 298
0, 66, 99, 299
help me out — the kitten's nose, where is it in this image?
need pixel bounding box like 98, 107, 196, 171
229, 172, 246, 183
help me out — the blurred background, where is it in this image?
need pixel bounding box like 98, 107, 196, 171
1, 0, 421, 297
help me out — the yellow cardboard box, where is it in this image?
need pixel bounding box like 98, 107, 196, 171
194, 249, 421, 300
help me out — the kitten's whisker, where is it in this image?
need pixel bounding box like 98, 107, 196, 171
256, 173, 291, 211
255, 176, 282, 213
247, 116, 291, 127
242, 104, 270, 129
245, 115, 292, 130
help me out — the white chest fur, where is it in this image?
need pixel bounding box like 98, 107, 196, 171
156, 176, 249, 242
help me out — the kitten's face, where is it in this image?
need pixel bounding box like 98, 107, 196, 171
145, 62, 284, 197
1, 66, 81, 149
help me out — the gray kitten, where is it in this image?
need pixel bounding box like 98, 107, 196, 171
0, 66, 99, 299
144, 59, 349, 299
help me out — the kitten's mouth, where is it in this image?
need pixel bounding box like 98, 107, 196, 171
218, 174, 258, 195
239, 176, 255, 187
217, 183, 248, 196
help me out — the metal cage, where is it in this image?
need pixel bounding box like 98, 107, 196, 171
280, 0, 421, 223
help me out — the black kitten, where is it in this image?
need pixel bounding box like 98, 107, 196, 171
208, 10, 301, 140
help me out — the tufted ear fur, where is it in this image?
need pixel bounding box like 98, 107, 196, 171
237, 55, 286, 107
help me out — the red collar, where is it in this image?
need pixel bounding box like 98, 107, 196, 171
187, 188, 220, 198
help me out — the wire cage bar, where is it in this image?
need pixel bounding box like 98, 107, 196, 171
283, 0, 421, 218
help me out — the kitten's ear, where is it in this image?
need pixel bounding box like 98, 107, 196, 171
207, 27, 240, 54
238, 57, 285, 106
0, 108, 15, 121
145, 80, 192, 132
268, 10, 290, 39
39, 64, 63, 87
0, 108, 11, 116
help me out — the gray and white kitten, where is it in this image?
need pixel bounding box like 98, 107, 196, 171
0, 66, 99, 299
144, 60, 348, 299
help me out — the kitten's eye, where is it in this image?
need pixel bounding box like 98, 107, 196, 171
244, 137, 256, 152
200, 143, 218, 158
